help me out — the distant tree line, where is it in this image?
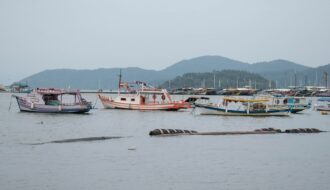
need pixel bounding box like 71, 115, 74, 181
159, 70, 275, 90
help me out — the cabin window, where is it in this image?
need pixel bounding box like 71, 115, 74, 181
295, 99, 300, 103
131, 98, 135, 102
61, 94, 76, 105
283, 99, 288, 104
140, 96, 145, 104
252, 103, 266, 110
121, 98, 126, 101
43, 94, 60, 105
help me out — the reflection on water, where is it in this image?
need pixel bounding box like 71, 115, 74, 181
1, 93, 330, 190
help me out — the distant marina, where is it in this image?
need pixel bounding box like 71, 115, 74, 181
2, 83, 330, 97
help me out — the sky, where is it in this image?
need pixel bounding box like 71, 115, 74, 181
1, 0, 330, 85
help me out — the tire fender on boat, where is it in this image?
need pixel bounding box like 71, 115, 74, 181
58, 105, 62, 111
30, 103, 34, 109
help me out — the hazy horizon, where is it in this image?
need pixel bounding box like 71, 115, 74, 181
1, 0, 330, 85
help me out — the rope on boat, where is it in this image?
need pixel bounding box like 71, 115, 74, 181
92, 96, 99, 109
149, 128, 324, 136
190, 107, 200, 116
8, 95, 13, 111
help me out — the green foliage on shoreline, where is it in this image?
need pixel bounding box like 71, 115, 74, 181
159, 70, 274, 89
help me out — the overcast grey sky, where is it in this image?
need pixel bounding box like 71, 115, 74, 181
1, 0, 330, 85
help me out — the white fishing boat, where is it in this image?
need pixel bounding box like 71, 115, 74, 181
98, 81, 190, 111
195, 97, 290, 116
314, 97, 330, 111
0, 84, 6, 92
266, 96, 311, 113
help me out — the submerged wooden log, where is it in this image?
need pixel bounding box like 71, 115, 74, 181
194, 131, 277, 135
29, 136, 124, 145
149, 129, 197, 136
149, 128, 325, 136
50, 136, 124, 143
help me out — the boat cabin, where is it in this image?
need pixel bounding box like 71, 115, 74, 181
221, 97, 270, 112
25, 88, 86, 106
113, 88, 172, 105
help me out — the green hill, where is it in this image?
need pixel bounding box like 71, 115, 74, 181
19, 55, 325, 89
159, 70, 274, 90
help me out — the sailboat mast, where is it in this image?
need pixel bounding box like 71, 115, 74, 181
325, 71, 328, 88
213, 74, 216, 89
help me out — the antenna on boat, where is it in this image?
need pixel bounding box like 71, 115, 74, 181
118, 69, 122, 95
92, 97, 98, 109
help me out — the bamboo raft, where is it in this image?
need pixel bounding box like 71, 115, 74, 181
149, 128, 324, 136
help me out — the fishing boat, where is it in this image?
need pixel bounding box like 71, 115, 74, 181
314, 97, 330, 111
0, 84, 6, 92
10, 82, 32, 93
184, 96, 210, 108
98, 81, 190, 111
268, 96, 311, 113
12, 88, 92, 113
194, 97, 290, 116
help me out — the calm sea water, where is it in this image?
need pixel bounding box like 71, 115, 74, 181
1, 93, 330, 190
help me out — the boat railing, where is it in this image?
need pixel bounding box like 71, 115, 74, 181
60, 102, 85, 106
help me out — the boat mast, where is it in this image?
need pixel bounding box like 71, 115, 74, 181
118, 69, 122, 95
294, 71, 297, 88
213, 74, 216, 89
324, 71, 328, 89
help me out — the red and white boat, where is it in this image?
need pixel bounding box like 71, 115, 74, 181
98, 81, 190, 111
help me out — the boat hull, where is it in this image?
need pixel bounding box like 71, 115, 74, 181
99, 95, 188, 111
273, 105, 309, 113
315, 107, 330, 112
15, 97, 91, 113
289, 108, 305, 113
195, 104, 290, 116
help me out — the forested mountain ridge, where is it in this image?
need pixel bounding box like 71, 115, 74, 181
20, 55, 326, 89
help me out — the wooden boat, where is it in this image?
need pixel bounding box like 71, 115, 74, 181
12, 88, 92, 113
184, 96, 210, 108
98, 81, 190, 111
267, 96, 311, 113
0, 84, 6, 92
195, 97, 290, 116
10, 82, 32, 93
314, 97, 330, 111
